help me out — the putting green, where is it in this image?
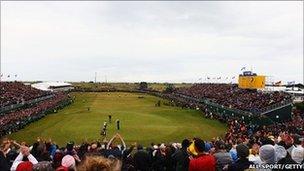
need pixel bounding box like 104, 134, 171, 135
7, 92, 227, 146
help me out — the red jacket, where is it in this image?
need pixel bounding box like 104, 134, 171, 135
189, 154, 216, 171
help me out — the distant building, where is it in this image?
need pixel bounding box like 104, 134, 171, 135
31, 82, 74, 92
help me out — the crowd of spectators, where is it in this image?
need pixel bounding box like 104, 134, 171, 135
0, 82, 303, 170
175, 84, 292, 113
0, 115, 303, 171
0, 93, 71, 137
0, 82, 71, 137
0, 93, 303, 170
0, 82, 51, 107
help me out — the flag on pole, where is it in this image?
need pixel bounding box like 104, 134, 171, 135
274, 81, 282, 85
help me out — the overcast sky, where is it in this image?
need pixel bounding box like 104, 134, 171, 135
1, 1, 303, 83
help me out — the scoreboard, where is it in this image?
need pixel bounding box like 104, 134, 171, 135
238, 72, 265, 89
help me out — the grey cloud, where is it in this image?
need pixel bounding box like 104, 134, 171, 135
1, 1, 302, 83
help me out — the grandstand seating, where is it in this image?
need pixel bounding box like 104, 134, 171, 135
0, 82, 71, 137
0, 82, 51, 108
174, 83, 292, 113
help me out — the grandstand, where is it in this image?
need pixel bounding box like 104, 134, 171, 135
0, 82, 72, 137
0, 80, 303, 171
264, 85, 304, 103
171, 82, 293, 125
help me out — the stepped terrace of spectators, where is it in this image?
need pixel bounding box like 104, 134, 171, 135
174, 83, 292, 114
0, 92, 71, 136
0, 82, 72, 137
0, 82, 51, 108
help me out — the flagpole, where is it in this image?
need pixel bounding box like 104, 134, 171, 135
95, 72, 97, 83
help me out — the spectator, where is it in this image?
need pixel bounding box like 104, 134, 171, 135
227, 144, 253, 171
0, 150, 9, 171
77, 155, 121, 171
228, 143, 238, 163
10, 146, 38, 171
32, 161, 53, 171
189, 138, 216, 171
274, 145, 287, 163
259, 144, 276, 164
290, 134, 304, 164
1, 82, 303, 171
213, 140, 233, 171
15, 161, 33, 171
171, 139, 190, 171
57, 155, 76, 171
152, 143, 167, 171
248, 143, 262, 164
291, 145, 304, 164
0, 82, 50, 108
133, 144, 151, 171
106, 133, 126, 159
0, 92, 70, 137
174, 83, 291, 112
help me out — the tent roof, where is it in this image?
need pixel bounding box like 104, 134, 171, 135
31, 82, 72, 91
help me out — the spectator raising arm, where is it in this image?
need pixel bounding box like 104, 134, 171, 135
10, 146, 38, 171
106, 133, 126, 152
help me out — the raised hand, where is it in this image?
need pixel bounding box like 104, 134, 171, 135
20, 146, 30, 156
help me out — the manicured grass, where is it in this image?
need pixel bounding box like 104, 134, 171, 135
8, 92, 227, 146
71, 82, 192, 92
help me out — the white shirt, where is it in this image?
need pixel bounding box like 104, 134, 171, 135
10, 152, 38, 171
